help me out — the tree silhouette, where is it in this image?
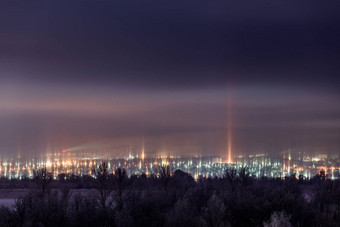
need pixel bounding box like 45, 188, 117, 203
92, 161, 114, 208
33, 167, 53, 197
239, 167, 250, 188
158, 165, 172, 194
115, 167, 126, 210
224, 167, 237, 192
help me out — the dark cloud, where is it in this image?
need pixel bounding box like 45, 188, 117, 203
0, 0, 339, 88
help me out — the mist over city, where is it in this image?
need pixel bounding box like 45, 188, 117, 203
0, 1, 339, 226
1, 1, 339, 159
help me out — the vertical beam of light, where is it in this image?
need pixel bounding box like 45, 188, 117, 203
141, 137, 145, 161
227, 92, 233, 164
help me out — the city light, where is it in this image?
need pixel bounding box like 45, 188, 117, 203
0, 149, 338, 180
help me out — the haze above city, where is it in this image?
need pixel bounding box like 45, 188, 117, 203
0, 0, 339, 158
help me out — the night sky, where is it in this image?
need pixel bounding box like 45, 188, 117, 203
0, 0, 339, 158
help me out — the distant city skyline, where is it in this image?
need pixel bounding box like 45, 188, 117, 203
0, 148, 339, 180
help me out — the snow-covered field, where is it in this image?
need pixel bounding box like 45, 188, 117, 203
0, 189, 28, 209
0, 199, 16, 208
0, 188, 99, 209
0, 189, 29, 199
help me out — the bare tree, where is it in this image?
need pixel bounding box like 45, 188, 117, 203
33, 167, 53, 197
224, 167, 237, 184
263, 211, 292, 227
224, 167, 237, 193
92, 161, 114, 209
238, 167, 250, 188
115, 167, 126, 210
158, 165, 172, 194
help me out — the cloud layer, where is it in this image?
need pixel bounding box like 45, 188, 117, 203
0, 0, 339, 157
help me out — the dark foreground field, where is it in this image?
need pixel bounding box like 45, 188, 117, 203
0, 165, 339, 227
